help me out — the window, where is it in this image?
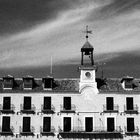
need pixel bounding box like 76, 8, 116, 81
43, 77, 53, 90
3, 77, 14, 89
43, 117, 51, 132
126, 97, 133, 110
106, 97, 113, 110
64, 97, 71, 110
3, 97, 11, 110
121, 76, 134, 90
23, 97, 31, 110
44, 97, 51, 110
125, 80, 133, 89
85, 117, 93, 132
23, 77, 33, 89
107, 117, 115, 132
63, 117, 71, 132
23, 117, 31, 132
127, 118, 134, 132
2, 116, 10, 132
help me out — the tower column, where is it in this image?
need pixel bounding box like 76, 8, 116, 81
81, 52, 84, 65
91, 51, 94, 65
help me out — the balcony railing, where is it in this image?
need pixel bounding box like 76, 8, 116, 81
40, 126, 55, 136
19, 126, 35, 135
20, 104, 36, 114
0, 126, 14, 135
0, 104, 15, 114
58, 126, 122, 134
124, 126, 139, 135
103, 104, 119, 113
124, 104, 138, 114
60, 104, 76, 113
41, 104, 55, 114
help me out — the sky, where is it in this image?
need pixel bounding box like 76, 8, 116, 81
0, 0, 140, 78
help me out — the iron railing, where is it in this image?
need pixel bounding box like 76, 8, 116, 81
20, 104, 36, 113
103, 104, 119, 112
124, 104, 138, 113
19, 126, 35, 134
58, 126, 122, 133
41, 104, 55, 112
40, 126, 55, 133
60, 104, 76, 112
124, 126, 139, 134
0, 126, 14, 134
0, 104, 15, 113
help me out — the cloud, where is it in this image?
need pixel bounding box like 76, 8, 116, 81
0, 0, 140, 69
0, 0, 88, 35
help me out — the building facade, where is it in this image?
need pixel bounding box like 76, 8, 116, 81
0, 38, 140, 140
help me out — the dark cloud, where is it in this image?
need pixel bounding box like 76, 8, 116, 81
0, 0, 80, 36
88, 0, 140, 21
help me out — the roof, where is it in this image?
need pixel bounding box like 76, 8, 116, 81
81, 41, 93, 51
0, 77, 140, 93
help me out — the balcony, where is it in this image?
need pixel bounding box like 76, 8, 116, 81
60, 104, 76, 113
0, 104, 15, 114
0, 126, 14, 136
20, 104, 35, 114
124, 126, 139, 135
41, 105, 55, 114
103, 104, 119, 113
58, 126, 123, 138
124, 105, 138, 114
19, 126, 35, 136
40, 126, 55, 136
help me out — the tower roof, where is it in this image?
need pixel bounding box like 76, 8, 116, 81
81, 41, 93, 52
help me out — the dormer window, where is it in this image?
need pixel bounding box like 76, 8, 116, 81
3, 75, 14, 90
121, 76, 134, 90
23, 76, 34, 90
43, 77, 53, 90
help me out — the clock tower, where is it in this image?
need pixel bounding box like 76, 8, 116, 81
79, 26, 98, 94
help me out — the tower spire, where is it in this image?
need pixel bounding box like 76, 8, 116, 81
81, 26, 94, 65
84, 25, 92, 41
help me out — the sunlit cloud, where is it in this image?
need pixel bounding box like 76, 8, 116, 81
0, 0, 140, 68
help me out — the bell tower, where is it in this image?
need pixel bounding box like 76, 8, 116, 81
79, 26, 98, 94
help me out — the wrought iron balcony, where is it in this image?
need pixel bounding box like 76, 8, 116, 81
60, 104, 76, 113
0, 126, 14, 135
41, 104, 55, 114
103, 104, 119, 113
124, 126, 139, 135
20, 104, 36, 114
124, 104, 138, 114
40, 126, 55, 136
58, 126, 122, 134
0, 104, 15, 114
58, 126, 123, 138
19, 126, 35, 136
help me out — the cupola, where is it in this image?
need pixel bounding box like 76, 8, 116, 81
79, 26, 98, 94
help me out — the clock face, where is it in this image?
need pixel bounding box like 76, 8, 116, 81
85, 72, 91, 78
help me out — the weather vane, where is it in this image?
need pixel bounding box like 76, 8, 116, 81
83, 25, 92, 41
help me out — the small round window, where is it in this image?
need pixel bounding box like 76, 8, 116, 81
85, 72, 91, 78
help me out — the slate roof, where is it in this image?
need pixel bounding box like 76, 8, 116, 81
82, 41, 93, 49
0, 76, 140, 93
